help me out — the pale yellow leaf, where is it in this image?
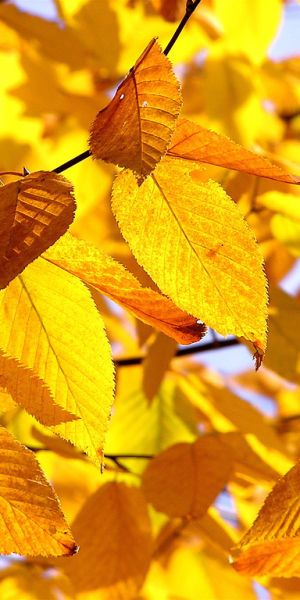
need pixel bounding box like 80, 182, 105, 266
0, 258, 114, 465
89, 38, 182, 179
112, 157, 268, 352
142, 436, 233, 518
232, 461, 300, 577
0, 425, 77, 557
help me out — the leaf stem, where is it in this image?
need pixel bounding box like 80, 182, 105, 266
114, 337, 240, 367
50, 1, 203, 175
164, 0, 203, 56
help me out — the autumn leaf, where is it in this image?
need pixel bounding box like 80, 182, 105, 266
0, 171, 75, 289
142, 436, 233, 518
0, 258, 114, 465
112, 156, 268, 352
62, 482, 152, 598
151, 0, 186, 22
89, 38, 182, 179
0, 425, 77, 557
44, 233, 206, 345
142, 332, 177, 400
231, 461, 300, 577
168, 118, 300, 184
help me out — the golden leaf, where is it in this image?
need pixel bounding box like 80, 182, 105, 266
0, 171, 75, 289
89, 38, 182, 179
151, 0, 186, 22
142, 332, 177, 401
232, 461, 300, 577
168, 118, 300, 184
0, 258, 114, 465
142, 436, 233, 518
112, 157, 268, 351
63, 481, 152, 598
45, 233, 206, 345
0, 425, 77, 557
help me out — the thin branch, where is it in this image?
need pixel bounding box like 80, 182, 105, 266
164, 0, 203, 56
114, 337, 240, 367
0, 171, 24, 177
50, 0, 203, 176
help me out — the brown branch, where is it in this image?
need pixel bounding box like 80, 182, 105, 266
51, 0, 203, 175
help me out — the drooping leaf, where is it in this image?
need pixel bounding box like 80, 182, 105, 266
89, 38, 182, 179
151, 0, 186, 22
142, 436, 233, 518
112, 157, 268, 353
62, 482, 152, 598
142, 332, 177, 401
0, 258, 114, 465
168, 118, 300, 184
0, 425, 77, 557
45, 233, 206, 345
0, 171, 75, 289
232, 461, 300, 577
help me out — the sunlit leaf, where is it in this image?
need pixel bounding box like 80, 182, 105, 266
0, 171, 75, 289
0, 258, 114, 465
112, 156, 268, 353
89, 38, 181, 179
0, 425, 77, 556
142, 332, 177, 401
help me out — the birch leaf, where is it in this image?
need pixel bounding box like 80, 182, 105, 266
89, 38, 182, 179
168, 118, 300, 184
232, 461, 300, 577
0, 171, 75, 289
112, 157, 268, 353
142, 436, 233, 518
45, 233, 206, 345
0, 258, 114, 465
0, 425, 77, 557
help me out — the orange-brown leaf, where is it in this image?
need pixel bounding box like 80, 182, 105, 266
0, 171, 75, 289
151, 0, 186, 21
0, 425, 77, 557
232, 461, 300, 577
89, 38, 182, 179
142, 437, 233, 518
45, 233, 206, 345
168, 118, 300, 184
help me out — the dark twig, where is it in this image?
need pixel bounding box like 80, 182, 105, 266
114, 337, 240, 367
50, 1, 203, 176
164, 0, 203, 56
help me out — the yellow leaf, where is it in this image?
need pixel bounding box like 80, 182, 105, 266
0, 425, 77, 557
271, 214, 300, 257
62, 481, 152, 599
265, 287, 300, 382
0, 563, 74, 600
112, 157, 268, 351
142, 332, 177, 401
45, 233, 205, 345
168, 118, 300, 184
0, 258, 114, 465
142, 436, 233, 518
89, 39, 181, 179
231, 461, 300, 577
0, 171, 75, 289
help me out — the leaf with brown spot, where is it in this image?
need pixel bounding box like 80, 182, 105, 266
89, 38, 182, 179
0, 171, 75, 289
168, 118, 300, 184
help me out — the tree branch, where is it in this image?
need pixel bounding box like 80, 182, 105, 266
114, 337, 240, 367
51, 0, 203, 175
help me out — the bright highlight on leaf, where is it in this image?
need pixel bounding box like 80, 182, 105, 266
112, 157, 268, 352
89, 38, 182, 179
0, 258, 114, 465
142, 436, 233, 518
232, 461, 300, 577
45, 233, 206, 345
0, 425, 77, 557
168, 118, 300, 184
0, 171, 76, 289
